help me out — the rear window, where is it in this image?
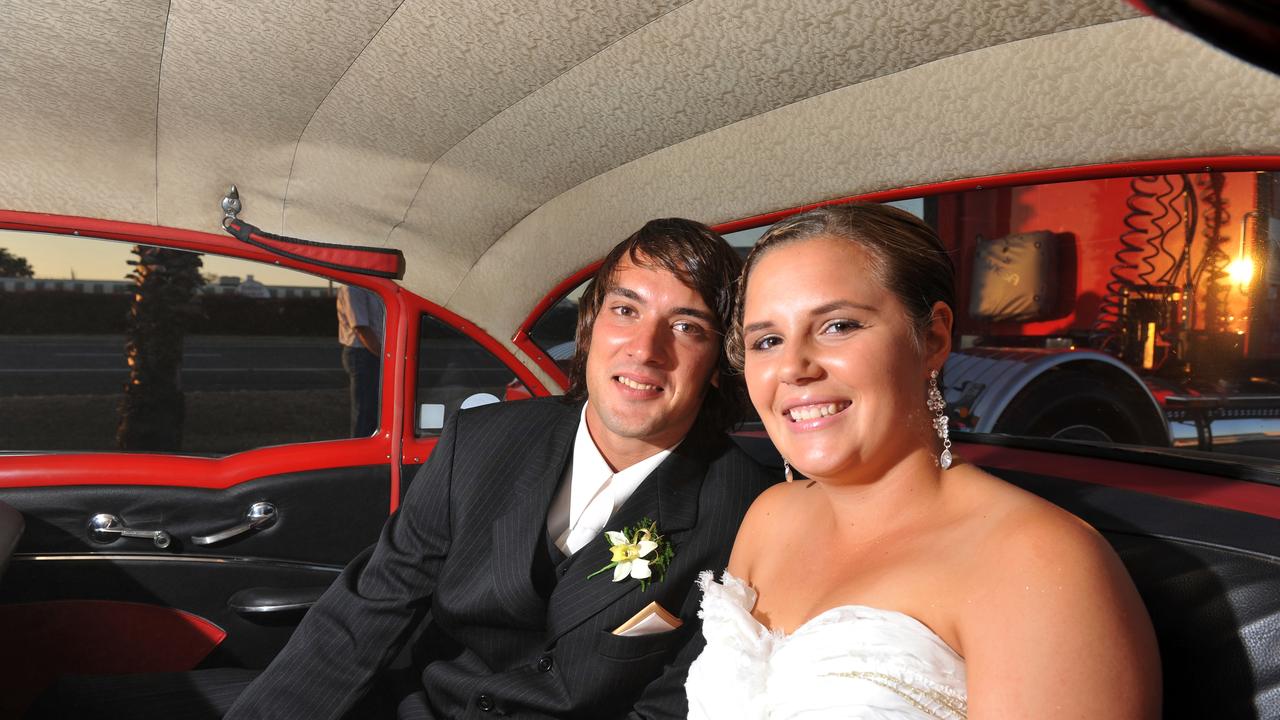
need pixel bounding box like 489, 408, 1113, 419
753, 174, 1279, 467
932, 171, 1278, 467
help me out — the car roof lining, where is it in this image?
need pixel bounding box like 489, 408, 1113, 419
454, 17, 1280, 343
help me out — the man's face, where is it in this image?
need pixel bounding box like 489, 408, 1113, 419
584, 256, 721, 467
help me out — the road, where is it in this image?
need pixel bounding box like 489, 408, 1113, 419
0, 335, 346, 396
0, 335, 520, 397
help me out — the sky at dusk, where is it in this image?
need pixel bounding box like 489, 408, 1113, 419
1, 230, 329, 287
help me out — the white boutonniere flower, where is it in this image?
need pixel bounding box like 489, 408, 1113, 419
587, 517, 673, 591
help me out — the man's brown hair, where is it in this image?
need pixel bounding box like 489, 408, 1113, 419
564, 218, 747, 435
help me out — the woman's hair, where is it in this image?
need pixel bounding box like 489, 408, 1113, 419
564, 217, 749, 434
726, 203, 956, 369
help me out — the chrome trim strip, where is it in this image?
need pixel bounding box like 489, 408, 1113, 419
232, 601, 316, 614
12, 553, 341, 573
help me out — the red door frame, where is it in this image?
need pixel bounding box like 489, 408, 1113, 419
395, 289, 549, 510
0, 210, 547, 514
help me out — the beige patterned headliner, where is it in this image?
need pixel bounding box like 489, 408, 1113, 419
3, 0, 1279, 384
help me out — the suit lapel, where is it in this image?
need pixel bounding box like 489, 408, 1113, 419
546, 439, 708, 642
489, 402, 578, 620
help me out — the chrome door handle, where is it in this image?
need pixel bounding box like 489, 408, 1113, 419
88, 513, 172, 549
192, 502, 277, 546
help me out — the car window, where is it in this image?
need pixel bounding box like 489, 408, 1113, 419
523, 182, 1280, 468
415, 313, 531, 436
0, 231, 380, 454
734, 185, 1280, 467
736, 180, 1280, 465
526, 283, 587, 377
927, 171, 1278, 465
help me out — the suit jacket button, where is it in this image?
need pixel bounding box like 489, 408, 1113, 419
477, 694, 495, 712
537, 655, 554, 672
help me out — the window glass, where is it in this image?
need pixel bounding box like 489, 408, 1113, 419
526, 282, 587, 376
729, 182, 1279, 467
416, 314, 530, 436
0, 231, 380, 454
522, 184, 1280, 469
930, 171, 1278, 465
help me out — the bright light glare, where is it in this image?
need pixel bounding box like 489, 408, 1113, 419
1227, 257, 1254, 286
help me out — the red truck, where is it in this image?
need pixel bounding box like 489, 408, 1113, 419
934, 170, 1278, 459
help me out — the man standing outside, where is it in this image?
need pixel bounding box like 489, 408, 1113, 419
227, 219, 774, 719
336, 283, 383, 437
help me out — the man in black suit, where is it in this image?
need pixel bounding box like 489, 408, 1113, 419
224, 218, 774, 719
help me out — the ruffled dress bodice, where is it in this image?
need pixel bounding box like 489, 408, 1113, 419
686, 571, 967, 719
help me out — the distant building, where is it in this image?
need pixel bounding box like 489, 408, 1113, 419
236, 274, 269, 298
0, 278, 133, 294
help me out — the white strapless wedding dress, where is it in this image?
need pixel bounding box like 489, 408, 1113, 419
686, 571, 967, 719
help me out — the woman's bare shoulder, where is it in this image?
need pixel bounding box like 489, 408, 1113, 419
952, 463, 1113, 568
726, 479, 814, 577
744, 477, 817, 521
947, 465, 1160, 718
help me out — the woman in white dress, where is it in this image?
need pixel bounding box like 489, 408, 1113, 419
686, 204, 1160, 719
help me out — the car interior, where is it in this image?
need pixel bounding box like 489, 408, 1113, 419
1, 0, 1279, 717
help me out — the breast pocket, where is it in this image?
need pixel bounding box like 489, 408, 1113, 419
595, 626, 690, 661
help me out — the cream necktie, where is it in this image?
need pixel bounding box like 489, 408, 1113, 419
562, 473, 615, 555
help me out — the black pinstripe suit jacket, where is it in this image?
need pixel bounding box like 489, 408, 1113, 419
225, 397, 774, 720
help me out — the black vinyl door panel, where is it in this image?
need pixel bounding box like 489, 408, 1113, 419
0, 466, 391, 668
2, 467, 389, 563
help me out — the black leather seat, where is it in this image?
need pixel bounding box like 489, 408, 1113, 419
1000, 468, 1280, 720
0, 501, 23, 585
1111, 534, 1279, 720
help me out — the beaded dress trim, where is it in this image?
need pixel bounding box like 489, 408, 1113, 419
826, 670, 967, 719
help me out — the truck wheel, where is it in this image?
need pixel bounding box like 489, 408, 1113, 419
992, 369, 1163, 446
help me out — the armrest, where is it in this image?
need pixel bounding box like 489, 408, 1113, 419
228, 585, 327, 614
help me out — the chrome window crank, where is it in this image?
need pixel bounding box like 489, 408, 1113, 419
88, 513, 172, 549
192, 502, 277, 546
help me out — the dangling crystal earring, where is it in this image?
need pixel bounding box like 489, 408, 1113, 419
783, 460, 794, 483
927, 369, 952, 469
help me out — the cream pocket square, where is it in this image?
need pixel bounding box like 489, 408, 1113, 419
612, 601, 683, 637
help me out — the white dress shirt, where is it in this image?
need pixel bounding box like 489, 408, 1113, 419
546, 406, 674, 555
335, 285, 384, 349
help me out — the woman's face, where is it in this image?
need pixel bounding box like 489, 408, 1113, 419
741, 235, 947, 482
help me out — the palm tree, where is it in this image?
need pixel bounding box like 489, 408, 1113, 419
0, 248, 34, 277
116, 246, 204, 451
